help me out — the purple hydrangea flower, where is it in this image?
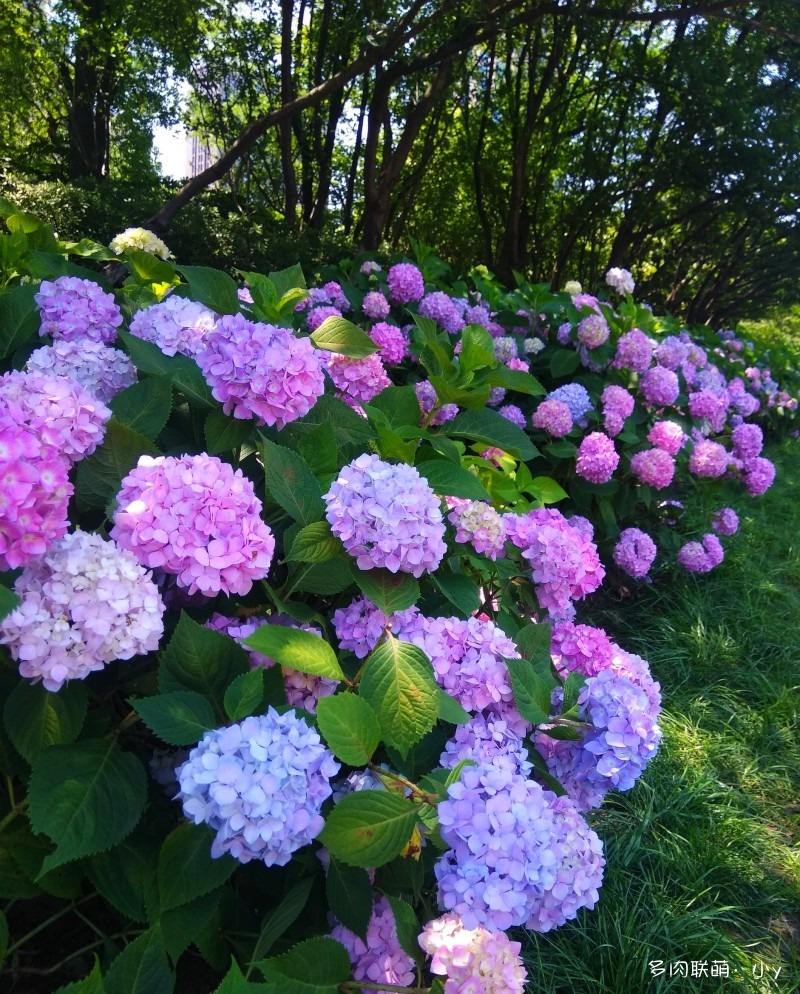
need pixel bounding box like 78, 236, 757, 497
731, 423, 763, 461
532, 398, 573, 437
306, 305, 343, 332
369, 322, 409, 364
176, 709, 340, 865
331, 895, 415, 991
35, 276, 123, 344
688, 389, 728, 432
387, 263, 424, 304
677, 533, 725, 573
362, 290, 391, 321
415, 380, 459, 424
576, 432, 619, 484
497, 404, 526, 429
547, 383, 594, 424
420, 292, 465, 334
111, 454, 275, 596
331, 596, 422, 659
688, 439, 729, 478
129, 296, 217, 357
711, 507, 739, 536
439, 713, 533, 778
197, 314, 325, 428
742, 456, 775, 496
630, 448, 676, 490
25, 340, 136, 403
613, 329, 653, 373
613, 528, 657, 578
324, 454, 447, 576
577, 314, 610, 349
640, 366, 680, 407
655, 336, 689, 370
0, 531, 164, 692
600, 385, 634, 437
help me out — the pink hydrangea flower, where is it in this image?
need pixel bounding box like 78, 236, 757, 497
446, 498, 506, 559
742, 455, 775, 495
601, 385, 635, 437
362, 290, 390, 320
327, 353, 390, 407
688, 439, 729, 478
731, 423, 763, 461
630, 448, 676, 489
613, 527, 657, 578
711, 507, 739, 536
368, 322, 409, 364
532, 398, 573, 437
647, 420, 686, 455
577, 313, 610, 349
111, 454, 275, 596
129, 296, 217, 357
35, 276, 122, 343
576, 432, 619, 483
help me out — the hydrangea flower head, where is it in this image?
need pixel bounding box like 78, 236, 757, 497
306, 305, 342, 332
324, 454, 447, 576
640, 367, 680, 407
497, 404, 526, 429
688, 439, 729, 478
111, 453, 275, 596
576, 432, 619, 484
446, 498, 505, 559
742, 455, 775, 496
655, 336, 689, 370
35, 276, 123, 344
129, 296, 217, 357
647, 420, 686, 455
0, 531, 164, 692
577, 313, 610, 349
712, 507, 739, 536
110, 227, 172, 259
197, 313, 325, 428
419, 913, 528, 994
551, 621, 615, 678
331, 895, 415, 992
440, 713, 533, 778
601, 385, 635, 436
369, 322, 409, 364
613, 528, 657, 578
176, 708, 339, 865
605, 267, 635, 295
414, 381, 458, 425
327, 353, 390, 407
420, 291, 465, 334
532, 398, 573, 437
387, 263, 424, 304
613, 329, 653, 372
331, 596, 422, 659
362, 290, 390, 320
547, 383, 594, 424
731, 423, 763, 461
630, 448, 676, 490
677, 533, 725, 573
25, 340, 136, 404
493, 337, 518, 363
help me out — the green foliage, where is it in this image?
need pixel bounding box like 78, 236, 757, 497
316, 694, 382, 766
319, 791, 420, 869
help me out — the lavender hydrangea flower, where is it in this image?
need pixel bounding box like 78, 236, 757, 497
677, 533, 725, 573
613, 329, 653, 373
306, 305, 342, 332
576, 432, 619, 484
331, 895, 415, 992
129, 296, 217, 357
493, 336, 518, 363
711, 507, 739, 536
600, 385, 634, 437
25, 340, 136, 403
655, 336, 689, 370
577, 314, 610, 349
420, 292, 465, 334
640, 366, 680, 407
324, 454, 447, 576
387, 263, 424, 304
439, 713, 533, 778
331, 596, 422, 659
369, 322, 409, 364
434, 763, 604, 931
362, 290, 391, 320
35, 276, 123, 344
176, 709, 339, 865
419, 913, 528, 994
532, 399, 573, 437
497, 404, 526, 429
547, 383, 594, 424
111, 454, 275, 596
0, 532, 164, 692
197, 313, 325, 428
731, 423, 763, 461
551, 621, 615, 677
613, 528, 657, 578
415, 381, 458, 425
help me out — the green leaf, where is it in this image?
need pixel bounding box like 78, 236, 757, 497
415, 459, 491, 500
4, 680, 88, 763
160, 888, 221, 961
269, 262, 306, 298
286, 521, 341, 563
157, 823, 236, 913
351, 568, 419, 615
433, 573, 482, 617
283, 394, 376, 447
0, 283, 38, 360
224, 669, 264, 722
133, 691, 217, 746
214, 959, 274, 994
51, 958, 105, 994
326, 858, 373, 940
527, 476, 568, 505
28, 739, 147, 875
457, 324, 495, 374
243, 625, 343, 681
159, 612, 249, 708
562, 672, 586, 715
261, 439, 325, 526
505, 657, 557, 726
487, 365, 546, 396
359, 636, 439, 756
316, 694, 382, 765
544, 439, 578, 459
176, 264, 240, 314
257, 937, 351, 994
319, 791, 419, 868
515, 622, 552, 664
105, 928, 173, 994
87, 834, 157, 922
549, 348, 581, 378
123, 249, 177, 285
110, 377, 172, 441
436, 688, 470, 725
310, 316, 378, 357
250, 877, 314, 963
368, 385, 422, 427
205, 409, 254, 455
0, 583, 20, 622
76, 418, 160, 507
288, 558, 355, 595
384, 895, 423, 962
440, 409, 538, 460
297, 422, 338, 481
118, 330, 215, 409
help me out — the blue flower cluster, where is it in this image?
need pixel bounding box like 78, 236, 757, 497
176, 709, 340, 866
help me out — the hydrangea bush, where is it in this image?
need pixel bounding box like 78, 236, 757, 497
0, 205, 797, 993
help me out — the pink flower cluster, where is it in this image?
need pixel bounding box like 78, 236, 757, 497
446, 498, 506, 559
111, 454, 275, 596
532, 398, 573, 437
25, 340, 136, 403
419, 913, 528, 994
196, 314, 325, 428
324, 454, 447, 576
647, 420, 686, 455
630, 448, 675, 489
688, 439, 729, 478
711, 507, 739, 536
601, 385, 634, 436
613, 329, 653, 372
677, 533, 724, 573
35, 276, 123, 343
613, 527, 657, 578
0, 532, 164, 692
368, 322, 409, 364
129, 296, 217, 357
327, 353, 390, 407
576, 432, 619, 483
362, 290, 390, 320
331, 896, 415, 992
577, 313, 610, 349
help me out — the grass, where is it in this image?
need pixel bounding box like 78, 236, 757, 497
521, 436, 800, 993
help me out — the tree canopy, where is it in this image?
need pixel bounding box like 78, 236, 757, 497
2, 0, 798, 323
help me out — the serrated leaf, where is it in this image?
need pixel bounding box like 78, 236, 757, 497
287, 558, 355, 595
4, 680, 87, 763
133, 690, 216, 746
527, 476, 568, 505
88, 834, 158, 922
110, 377, 172, 440
439, 409, 538, 460
351, 568, 419, 615
457, 324, 495, 374
51, 958, 105, 994
175, 264, 239, 315
286, 521, 341, 563
250, 877, 314, 963
319, 791, 419, 868
28, 739, 147, 875
160, 887, 221, 961
359, 636, 439, 756
205, 409, 254, 454
505, 657, 556, 726
261, 439, 325, 525
283, 394, 376, 446
316, 694, 381, 765
433, 573, 482, 616
157, 823, 236, 914
487, 365, 546, 396
515, 622, 553, 664
0, 283, 38, 360
562, 672, 586, 715
310, 316, 378, 357
118, 330, 214, 408
326, 858, 373, 939
415, 460, 491, 500
297, 422, 338, 481
214, 958, 274, 994
224, 669, 264, 721
105, 928, 173, 994
436, 689, 470, 725
384, 895, 423, 962
77, 418, 160, 507
544, 439, 578, 459
269, 262, 306, 297
159, 612, 249, 709
243, 624, 343, 681
368, 385, 422, 427
257, 937, 350, 994
0, 583, 20, 622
